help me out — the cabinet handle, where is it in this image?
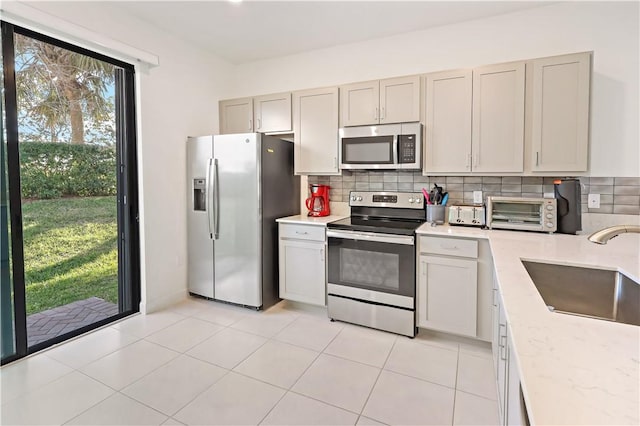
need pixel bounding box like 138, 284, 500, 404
440, 244, 459, 251
295, 231, 308, 235
473, 154, 478, 168
500, 334, 507, 360
374, 107, 378, 120
536, 151, 539, 167
334, 157, 337, 169
421, 261, 427, 276
381, 107, 385, 120
466, 153, 471, 169
249, 119, 253, 131
499, 324, 507, 360
492, 289, 498, 307
257, 118, 261, 130
320, 248, 324, 262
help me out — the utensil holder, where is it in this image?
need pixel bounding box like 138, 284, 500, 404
426, 205, 446, 224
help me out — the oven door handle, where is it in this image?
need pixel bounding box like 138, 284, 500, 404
327, 230, 414, 245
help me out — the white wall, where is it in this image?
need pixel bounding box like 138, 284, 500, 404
17, 2, 235, 312
231, 2, 639, 177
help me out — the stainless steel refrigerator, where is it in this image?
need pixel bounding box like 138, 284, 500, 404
187, 133, 300, 309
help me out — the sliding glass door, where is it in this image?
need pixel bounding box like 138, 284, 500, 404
1, 22, 140, 364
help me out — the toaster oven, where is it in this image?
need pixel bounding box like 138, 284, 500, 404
486, 197, 557, 233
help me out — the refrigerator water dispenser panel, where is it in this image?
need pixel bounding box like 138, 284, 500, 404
193, 178, 206, 211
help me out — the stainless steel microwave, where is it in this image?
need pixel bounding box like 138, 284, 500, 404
486, 196, 557, 233
339, 122, 422, 170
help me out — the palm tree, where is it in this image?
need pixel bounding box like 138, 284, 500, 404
14, 33, 115, 145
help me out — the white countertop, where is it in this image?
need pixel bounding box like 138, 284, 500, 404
416, 223, 640, 425
276, 214, 348, 226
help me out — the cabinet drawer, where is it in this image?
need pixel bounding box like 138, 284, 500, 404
420, 236, 478, 258
279, 223, 325, 242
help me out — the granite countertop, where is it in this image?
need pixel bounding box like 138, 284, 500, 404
416, 223, 640, 425
276, 214, 348, 226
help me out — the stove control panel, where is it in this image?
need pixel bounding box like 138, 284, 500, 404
349, 191, 424, 209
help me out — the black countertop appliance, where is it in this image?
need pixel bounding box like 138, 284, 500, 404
554, 178, 582, 234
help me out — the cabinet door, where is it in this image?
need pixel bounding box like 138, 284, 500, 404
496, 301, 508, 424
279, 239, 326, 306
293, 87, 339, 175
531, 53, 590, 172
340, 80, 379, 126
380, 75, 420, 124
254, 92, 292, 133
219, 97, 253, 134
417, 254, 478, 337
424, 70, 472, 174
506, 338, 527, 426
472, 62, 525, 173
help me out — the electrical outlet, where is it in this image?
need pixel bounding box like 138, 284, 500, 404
473, 191, 483, 204
588, 193, 601, 208
543, 192, 555, 199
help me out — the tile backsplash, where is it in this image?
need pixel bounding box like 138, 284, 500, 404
307, 172, 640, 215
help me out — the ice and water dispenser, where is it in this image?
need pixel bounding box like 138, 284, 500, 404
193, 178, 206, 211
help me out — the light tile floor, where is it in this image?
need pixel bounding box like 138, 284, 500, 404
0, 298, 500, 425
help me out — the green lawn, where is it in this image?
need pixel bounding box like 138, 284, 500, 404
22, 196, 118, 315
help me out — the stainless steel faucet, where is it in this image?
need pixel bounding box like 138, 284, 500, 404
588, 225, 640, 244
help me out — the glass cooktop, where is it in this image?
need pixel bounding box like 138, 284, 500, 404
327, 216, 423, 236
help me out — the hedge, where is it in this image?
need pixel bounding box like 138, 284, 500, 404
19, 142, 117, 199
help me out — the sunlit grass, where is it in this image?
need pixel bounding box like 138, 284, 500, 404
21, 196, 118, 315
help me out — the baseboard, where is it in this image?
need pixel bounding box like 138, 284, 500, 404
141, 288, 189, 314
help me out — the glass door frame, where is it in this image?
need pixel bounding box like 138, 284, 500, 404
1, 22, 140, 365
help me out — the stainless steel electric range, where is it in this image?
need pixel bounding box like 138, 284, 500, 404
326, 191, 426, 337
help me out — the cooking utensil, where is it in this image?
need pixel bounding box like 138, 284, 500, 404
422, 188, 431, 205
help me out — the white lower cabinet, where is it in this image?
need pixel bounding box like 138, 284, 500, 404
417, 254, 477, 336
493, 269, 529, 426
417, 235, 493, 340
278, 223, 326, 306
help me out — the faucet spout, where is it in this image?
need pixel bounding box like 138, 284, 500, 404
588, 225, 640, 244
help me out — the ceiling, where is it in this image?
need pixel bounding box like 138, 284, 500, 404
111, 1, 550, 64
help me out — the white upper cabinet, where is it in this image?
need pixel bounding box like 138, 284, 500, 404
379, 76, 421, 124
424, 70, 473, 174
529, 52, 591, 173
472, 62, 526, 173
219, 97, 253, 134
219, 92, 292, 134
293, 87, 339, 175
340, 80, 379, 126
340, 75, 420, 126
254, 92, 292, 133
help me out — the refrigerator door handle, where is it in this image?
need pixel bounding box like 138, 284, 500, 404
206, 158, 214, 239
213, 158, 220, 240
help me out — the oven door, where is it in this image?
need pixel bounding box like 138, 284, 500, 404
327, 230, 415, 307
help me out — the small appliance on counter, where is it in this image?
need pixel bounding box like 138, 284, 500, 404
448, 205, 486, 227
305, 184, 330, 217
554, 179, 582, 234
486, 196, 557, 233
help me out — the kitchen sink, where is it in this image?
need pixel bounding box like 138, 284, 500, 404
521, 260, 640, 326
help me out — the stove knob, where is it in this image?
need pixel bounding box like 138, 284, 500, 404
546, 205, 554, 211
357, 196, 363, 201
408, 198, 414, 203
546, 213, 554, 219
415, 198, 421, 204
351, 195, 357, 202
546, 222, 554, 228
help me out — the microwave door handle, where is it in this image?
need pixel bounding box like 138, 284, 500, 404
393, 135, 399, 164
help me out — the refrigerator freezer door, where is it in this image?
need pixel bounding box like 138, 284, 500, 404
213, 133, 262, 307
187, 136, 214, 298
